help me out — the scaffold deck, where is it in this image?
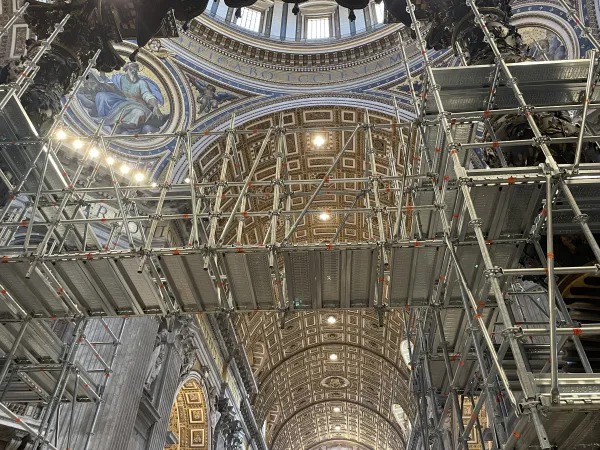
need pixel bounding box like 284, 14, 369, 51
1, 3, 600, 448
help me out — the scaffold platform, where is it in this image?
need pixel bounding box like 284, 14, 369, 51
1, 3, 600, 448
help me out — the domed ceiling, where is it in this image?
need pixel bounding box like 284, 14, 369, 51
198, 0, 400, 51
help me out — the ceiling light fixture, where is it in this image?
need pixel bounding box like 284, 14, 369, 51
319, 212, 331, 221
73, 139, 84, 149
89, 147, 99, 158
135, 172, 145, 182
334, 425, 341, 431
333, 407, 341, 413
327, 315, 337, 324
184, 177, 191, 183
151, 182, 158, 188
313, 135, 325, 147
329, 353, 338, 361
106, 156, 115, 165
120, 164, 130, 174
55, 130, 67, 140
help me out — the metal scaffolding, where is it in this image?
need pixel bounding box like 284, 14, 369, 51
1, 3, 600, 449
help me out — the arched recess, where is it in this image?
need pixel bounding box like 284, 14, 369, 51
173, 95, 416, 181
252, 342, 412, 448
165, 372, 212, 450
271, 401, 405, 450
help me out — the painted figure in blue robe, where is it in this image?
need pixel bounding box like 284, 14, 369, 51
78, 62, 169, 134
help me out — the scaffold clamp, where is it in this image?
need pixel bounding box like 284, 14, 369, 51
483, 266, 503, 278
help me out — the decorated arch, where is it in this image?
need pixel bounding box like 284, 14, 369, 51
165, 374, 211, 450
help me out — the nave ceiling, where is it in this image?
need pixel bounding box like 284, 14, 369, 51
234, 310, 412, 450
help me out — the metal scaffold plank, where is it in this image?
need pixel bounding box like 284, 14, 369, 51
429, 59, 600, 113
283, 248, 377, 309
158, 254, 220, 312
222, 251, 275, 310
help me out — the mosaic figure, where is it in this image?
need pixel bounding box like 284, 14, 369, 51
78, 62, 169, 134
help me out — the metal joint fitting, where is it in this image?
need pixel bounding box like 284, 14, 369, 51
533, 135, 551, 147
160, 182, 172, 190
458, 177, 473, 187
517, 400, 540, 415
502, 326, 523, 338
215, 180, 228, 188
518, 104, 534, 114
149, 214, 162, 221
430, 83, 441, 92
447, 143, 461, 153
483, 266, 503, 278
506, 77, 520, 88
175, 131, 187, 137
433, 202, 446, 210
595, 264, 600, 273
572, 213, 589, 224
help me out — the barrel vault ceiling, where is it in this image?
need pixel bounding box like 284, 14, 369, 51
187, 106, 413, 449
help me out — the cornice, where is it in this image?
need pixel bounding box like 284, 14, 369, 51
196, 13, 403, 55
185, 21, 413, 71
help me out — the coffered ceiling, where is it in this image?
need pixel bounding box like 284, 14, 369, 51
195, 106, 412, 449
194, 106, 408, 246
234, 310, 412, 449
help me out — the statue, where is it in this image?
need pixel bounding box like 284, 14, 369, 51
144, 327, 169, 392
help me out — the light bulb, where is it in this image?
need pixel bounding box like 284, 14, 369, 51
120, 164, 130, 174
334, 425, 341, 431
73, 139, 84, 149
333, 407, 341, 413
106, 156, 115, 165
56, 130, 67, 140
327, 315, 336, 324
89, 147, 99, 158
319, 212, 331, 221
151, 182, 158, 188
329, 353, 338, 361
313, 135, 325, 147
135, 172, 145, 182
184, 177, 191, 183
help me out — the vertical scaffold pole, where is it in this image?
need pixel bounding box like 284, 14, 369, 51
206, 115, 236, 268
405, 1, 553, 447
545, 174, 559, 403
